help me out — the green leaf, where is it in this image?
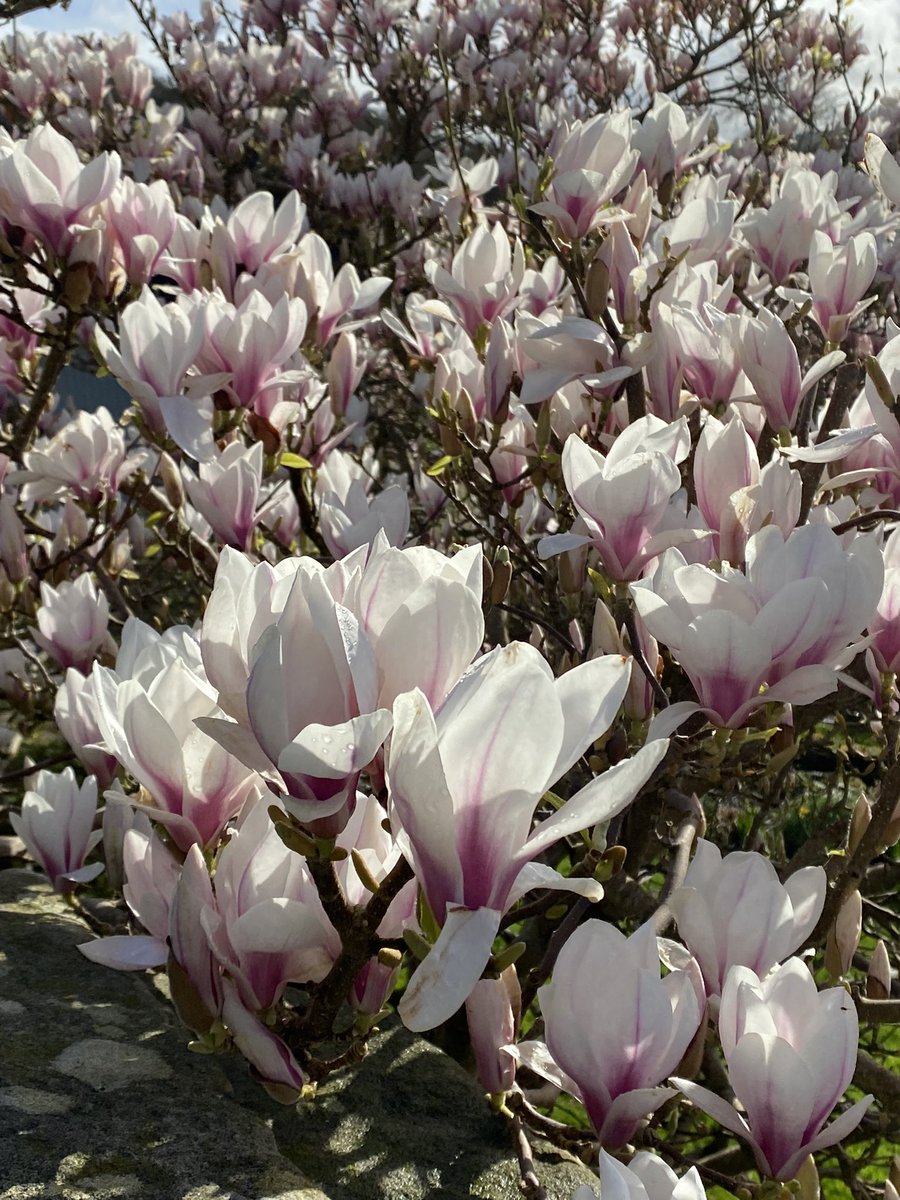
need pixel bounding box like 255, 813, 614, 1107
426, 454, 457, 477
281, 451, 313, 470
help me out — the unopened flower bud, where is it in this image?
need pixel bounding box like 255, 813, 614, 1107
402, 928, 432, 962
792, 1155, 820, 1200
377, 947, 403, 970
867, 939, 892, 1001
62, 260, 95, 310
848, 793, 871, 855
489, 547, 512, 606
586, 254, 610, 321
559, 543, 587, 595
350, 847, 381, 895
825, 889, 862, 979
159, 452, 184, 510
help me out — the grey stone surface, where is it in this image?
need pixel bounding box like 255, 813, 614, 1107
0, 870, 599, 1200
0, 870, 328, 1200
274, 1024, 597, 1200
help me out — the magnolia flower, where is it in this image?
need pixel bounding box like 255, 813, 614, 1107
11, 768, 102, 893
54, 668, 118, 788
79, 812, 181, 970
202, 557, 393, 832
335, 793, 418, 1017
33, 573, 110, 673
426, 222, 525, 337
739, 308, 844, 432
199, 546, 307, 724
666, 840, 826, 999
93, 620, 262, 850
808, 231, 877, 344
192, 288, 307, 410
693, 414, 758, 554
675, 959, 871, 1180
465, 967, 521, 1096
221, 978, 306, 1103
593, 1150, 707, 1200
389, 643, 669, 1031
869, 527, 900, 684
94, 287, 206, 434
107, 176, 177, 285
210, 189, 305, 289
631, 524, 882, 731
514, 920, 704, 1146
0, 124, 120, 254
540, 416, 700, 581
532, 111, 637, 239
20, 407, 135, 505
740, 166, 841, 283
201, 800, 341, 1012
200, 538, 485, 829
863, 134, 900, 208
167, 844, 224, 1036
315, 451, 410, 558
184, 440, 270, 551
634, 94, 712, 183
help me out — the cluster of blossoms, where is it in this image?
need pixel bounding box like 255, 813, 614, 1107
1, 0, 899, 1195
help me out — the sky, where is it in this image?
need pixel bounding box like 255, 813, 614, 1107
12, 0, 201, 61
8, 0, 900, 86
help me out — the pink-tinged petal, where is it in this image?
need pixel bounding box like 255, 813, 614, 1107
727, 1033, 816, 1179
670, 1165, 707, 1200
278, 711, 392, 780
503, 1040, 583, 1099
505, 860, 604, 909
799, 350, 845, 398
158, 395, 217, 463
596, 1151, 646, 1200
119, 686, 184, 809
78, 934, 168, 971
780, 425, 878, 463
646, 702, 706, 740
60, 862, 105, 885
376, 576, 485, 711
864, 133, 900, 207
3, 151, 59, 211
598, 1086, 678, 1148
684, 838, 724, 891
785, 1096, 873, 1180
194, 716, 282, 783
525, 739, 669, 860
757, 665, 839, 708
221, 980, 305, 1104
753, 579, 830, 664
438, 643, 562, 817
781, 867, 826, 951
800, 991, 859, 1130
537, 531, 592, 559
678, 611, 769, 724
671, 1077, 757, 1149
398, 905, 502, 1033
718, 970, 779, 1056
387, 689, 464, 912
169, 844, 221, 1025
716, 859, 792, 980
550, 653, 631, 781
69, 151, 119, 212
669, 887, 722, 995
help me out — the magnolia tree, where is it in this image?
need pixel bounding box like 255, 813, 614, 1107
1, 0, 900, 1196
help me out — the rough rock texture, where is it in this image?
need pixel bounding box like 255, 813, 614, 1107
0, 870, 598, 1200
0, 870, 328, 1200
